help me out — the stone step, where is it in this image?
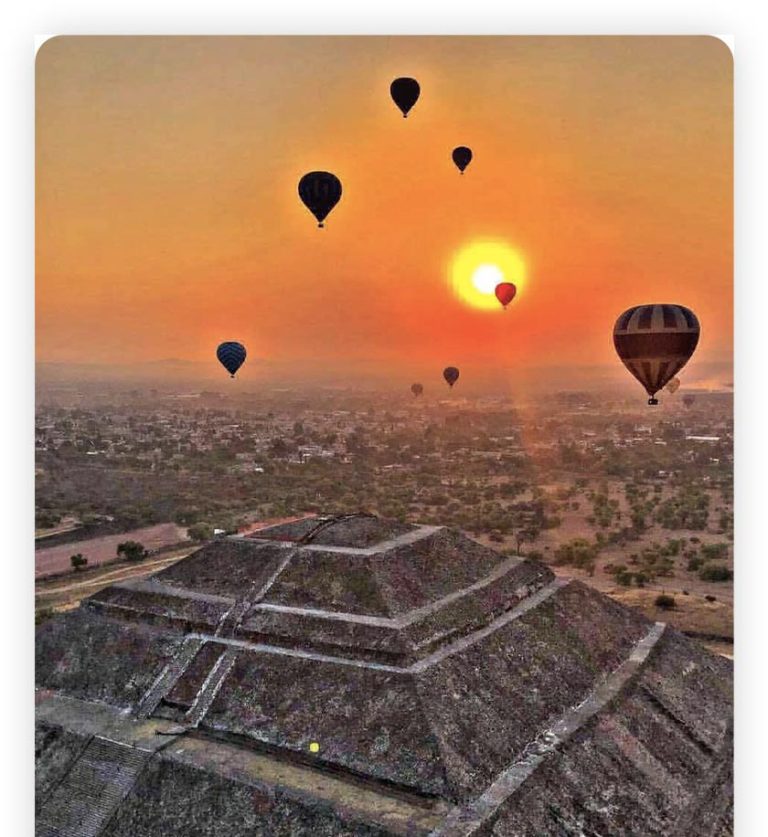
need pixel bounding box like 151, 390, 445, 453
36, 736, 149, 837
135, 636, 205, 719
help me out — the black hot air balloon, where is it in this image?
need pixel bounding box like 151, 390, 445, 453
411, 383, 424, 397
443, 367, 460, 388
495, 282, 517, 309
613, 304, 700, 406
452, 146, 473, 174
390, 77, 420, 118
298, 171, 342, 228
217, 342, 247, 378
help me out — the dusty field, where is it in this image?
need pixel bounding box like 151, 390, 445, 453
35, 547, 194, 615
35, 523, 189, 578
472, 477, 733, 644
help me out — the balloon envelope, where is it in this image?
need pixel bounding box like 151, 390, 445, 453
298, 171, 342, 227
613, 304, 700, 405
411, 383, 424, 397
683, 394, 696, 408
495, 282, 517, 308
666, 377, 681, 394
452, 146, 473, 173
390, 77, 420, 117
217, 342, 247, 378
443, 366, 460, 388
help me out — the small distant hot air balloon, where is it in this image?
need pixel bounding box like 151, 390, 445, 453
683, 394, 696, 408
452, 146, 473, 174
390, 77, 420, 118
666, 377, 681, 394
298, 171, 342, 228
443, 367, 460, 388
613, 304, 700, 406
411, 383, 424, 397
217, 342, 247, 378
495, 282, 517, 309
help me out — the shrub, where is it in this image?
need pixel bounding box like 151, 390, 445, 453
705, 595, 717, 602
117, 540, 148, 562
70, 553, 87, 571
654, 594, 676, 610
701, 543, 729, 561
699, 564, 733, 582
188, 522, 214, 543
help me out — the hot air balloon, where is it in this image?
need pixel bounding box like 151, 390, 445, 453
443, 367, 460, 388
495, 282, 517, 309
452, 146, 473, 174
217, 342, 247, 378
666, 377, 681, 394
411, 383, 424, 397
390, 77, 420, 118
683, 394, 696, 408
613, 304, 700, 406
298, 171, 342, 228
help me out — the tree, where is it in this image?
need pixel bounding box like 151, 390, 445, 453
117, 540, 148, 562
699, 564, 733, 582
188, 523, 214, 543
654, 594, 676, 610
70, 553, 87, 572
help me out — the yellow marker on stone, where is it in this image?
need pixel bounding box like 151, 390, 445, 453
309, 741, 319, 754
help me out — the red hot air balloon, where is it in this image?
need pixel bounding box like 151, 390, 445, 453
613, 304, 700, 406
443, 367, 460, 388
494, 282, 517, 309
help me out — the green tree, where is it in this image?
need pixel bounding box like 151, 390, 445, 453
699, 564, 733, 582
117, 540, 148, 562
70, 553, 87, 572
188, 523, 214, 543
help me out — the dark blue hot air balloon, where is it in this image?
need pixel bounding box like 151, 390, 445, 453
443, 366, 460, 388
217, 342, 247, 378
298, 171, 342, 228
452, 146, 473, 174
390, 77, 420, 118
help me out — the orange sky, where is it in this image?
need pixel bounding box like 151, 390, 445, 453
36, 36, 732, 381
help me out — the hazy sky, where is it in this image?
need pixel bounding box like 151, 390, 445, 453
36, 36, 732, 381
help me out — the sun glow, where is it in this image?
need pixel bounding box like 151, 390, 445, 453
450, 241, 527, 310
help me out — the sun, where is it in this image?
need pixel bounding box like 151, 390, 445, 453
449, 240, 527, 310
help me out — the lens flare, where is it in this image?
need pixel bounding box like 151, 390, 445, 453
450, 241, 527, 310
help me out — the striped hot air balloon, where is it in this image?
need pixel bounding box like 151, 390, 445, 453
216, 342, 247, 378
613, 304, 700, 405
